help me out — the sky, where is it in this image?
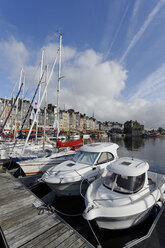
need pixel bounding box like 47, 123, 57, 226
0, 0, 165, 129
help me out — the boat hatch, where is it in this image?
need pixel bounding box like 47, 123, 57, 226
66, 163, 75, 167
121, 161, 131, 166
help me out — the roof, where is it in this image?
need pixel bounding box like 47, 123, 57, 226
79, 142, 119, 153
107, 157, 149, 176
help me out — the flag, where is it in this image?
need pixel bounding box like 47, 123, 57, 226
34, 102, 40, 112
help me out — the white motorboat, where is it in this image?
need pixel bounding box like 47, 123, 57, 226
41, 142, 119, 196
58, 135, 66, 142
70, 134, 80, 140
83, 134, 90, 140
83, 157, 165, 230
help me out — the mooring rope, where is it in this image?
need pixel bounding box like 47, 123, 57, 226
37, 204, 82, 217
87, 219, 102, 248
76, 170, 102, 248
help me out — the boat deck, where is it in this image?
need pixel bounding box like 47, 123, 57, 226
0, 168, 93, 248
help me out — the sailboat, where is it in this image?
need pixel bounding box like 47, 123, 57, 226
16, 34, 81, 175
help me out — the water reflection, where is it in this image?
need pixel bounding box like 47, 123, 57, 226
110, 136, 165, 175
124, 136, 145, 151
85, 136, 165, 174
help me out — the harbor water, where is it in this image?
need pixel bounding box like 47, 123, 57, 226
114, 136, 165, 174
51, 136, 165, 248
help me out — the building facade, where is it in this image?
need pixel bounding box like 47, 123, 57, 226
124, 120, 144, 136
0, 97, 145, 136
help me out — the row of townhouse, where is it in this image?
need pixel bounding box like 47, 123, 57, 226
0, 98, 31, 130
0, 99, 102, 132
58, 108, 100, 132
0, 98, 126, 133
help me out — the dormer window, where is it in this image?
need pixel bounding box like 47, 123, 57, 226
103, 172, 145, 194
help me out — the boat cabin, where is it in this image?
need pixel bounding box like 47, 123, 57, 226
72, 142, 119, 166
103, 157, 149, 194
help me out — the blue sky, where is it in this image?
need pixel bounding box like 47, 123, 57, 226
0, 0, 165, 128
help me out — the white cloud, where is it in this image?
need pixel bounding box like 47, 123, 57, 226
0, 37, 29, 77
58, 49, 127, 113
1, 37, 165, 129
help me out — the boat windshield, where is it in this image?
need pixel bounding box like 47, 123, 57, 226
72, 151, 99, 165
103, 171, 145, 194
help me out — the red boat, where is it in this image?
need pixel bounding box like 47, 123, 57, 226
56, 139, 83, 151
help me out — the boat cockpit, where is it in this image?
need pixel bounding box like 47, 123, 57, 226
102, 171, 146, 194
72, 150, 115, 166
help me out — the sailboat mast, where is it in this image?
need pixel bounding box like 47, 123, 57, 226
36, 48, 45, 142
22, 48, 59, 154
57, 34, 62, 140
20, 75, 25, 131
0, 82, 23, 136
14, 68, 23, 142
43, 65, 48, 152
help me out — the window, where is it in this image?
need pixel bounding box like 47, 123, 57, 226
97, 152, 114, 164
103, 172, 145, 194
72, 151, 99, 165
97, 152, 107, 164
103, 171, 115, 189
107, 152, 114, 162
60, 112, 63, 119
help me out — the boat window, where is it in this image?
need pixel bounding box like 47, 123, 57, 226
107, 152, 114, 162
72, 151, 99, 165
72, 151, 83, 162
103, 172, 145, 194
97, 153, 107, 164
97, 152, 114, 164
103, 171, 116, 189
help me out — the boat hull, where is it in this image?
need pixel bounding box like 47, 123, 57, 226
83, 171, 165, 230
95, 208, 152, 230
20, 154, 74, 175
46, 180, 89, 196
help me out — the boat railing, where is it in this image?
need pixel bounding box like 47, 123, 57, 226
0, 225, 9, 248
123, 202, 165, 248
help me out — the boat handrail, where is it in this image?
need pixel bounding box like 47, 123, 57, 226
0, 225, 9, 248
74, 167, 100, 180
124, 202, 165, 248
